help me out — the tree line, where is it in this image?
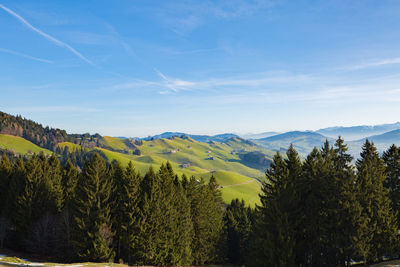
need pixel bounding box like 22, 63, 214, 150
1, 138, 400, 266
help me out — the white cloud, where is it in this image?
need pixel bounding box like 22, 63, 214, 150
154, 69, 196, 93
0, 4, 93, 65
344, 57, 400, 70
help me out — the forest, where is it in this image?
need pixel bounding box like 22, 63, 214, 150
0, 137, 400, 266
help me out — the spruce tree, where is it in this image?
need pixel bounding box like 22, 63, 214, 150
135, 166, 163, 265
184, 175, 224, 265
0, 155, 12, 248
249, 148, 300, 267
110, 160, 141, 264
121, 161, 142, 265
224, 198, 252, 265
71, 153, 115, 262
355, 140, 398, 262
58, 159, 79, 260
0, 155, 12, 217
332, 137, 360, 266
172, 174, 194, 266
382, 145, 400, 226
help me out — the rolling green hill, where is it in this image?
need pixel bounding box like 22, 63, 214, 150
0, 134, 52, 155
53, 137, 267, 206
0, 112, 271, 206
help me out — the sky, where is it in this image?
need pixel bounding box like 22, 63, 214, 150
1, 0, 400, 137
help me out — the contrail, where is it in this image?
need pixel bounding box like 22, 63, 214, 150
0, 47, 53, 63
154, 68, 179, 92
0, 3, 94, 65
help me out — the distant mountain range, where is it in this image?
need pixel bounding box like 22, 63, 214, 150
252, 129, 400, 158
124, 122, 400, 158
141, 132, 240, 143
238, 132, 281, 140
253, 131, 334, 156
316, 122, 400, 141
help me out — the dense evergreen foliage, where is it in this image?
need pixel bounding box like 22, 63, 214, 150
2, 138, 400, 266
0, 152, 225, 266
248, 139, 399, 266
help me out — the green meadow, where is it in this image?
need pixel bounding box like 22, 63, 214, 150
0, 134, 268, 206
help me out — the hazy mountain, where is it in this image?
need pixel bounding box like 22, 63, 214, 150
344, 129, 400, 157
239, 131, 281, 140
142, 132, 239, 142
317, 122, 400, 141
253, 131, 333, 155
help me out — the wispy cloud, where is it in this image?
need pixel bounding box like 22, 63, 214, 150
154, 69, 196, 93
106, 70, 315, 94
344, 57, 400, 70
157, 0, 275, 34
0, 47, 53, 64
0, 4, 94, 65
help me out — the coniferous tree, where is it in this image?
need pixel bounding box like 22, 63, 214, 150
58, 159, 79, 260
121, 161, 142, 265
184, 175, 224, 265
172, 174, 194, 266
355, 140, 398, 263
299, 147, 327, 266
47, 154, 64, 213
71, 153, 114, 262
224, 198, 252, 265
332, 137, 360, 266
135, 166, 163, 265
7, 157, 25, 231
0, 155, 12, 248
249, 147, 300, 267
110, 160, 142, 264
109, 160, 125, 261
382, 145, 400, 226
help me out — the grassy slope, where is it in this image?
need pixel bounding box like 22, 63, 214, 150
0, 134, 264, 205
0, 134, 52, 155
103, 136, 128, 150
58, 142, 82, 150
55, 137, 266, 206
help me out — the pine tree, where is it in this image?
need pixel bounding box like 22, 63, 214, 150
71, 153, 115, 262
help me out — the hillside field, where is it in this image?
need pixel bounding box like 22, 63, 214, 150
0, 134, 267, 206
0, 134, 52, 155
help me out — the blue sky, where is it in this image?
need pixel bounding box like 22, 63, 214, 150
1, 0, 400, 137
